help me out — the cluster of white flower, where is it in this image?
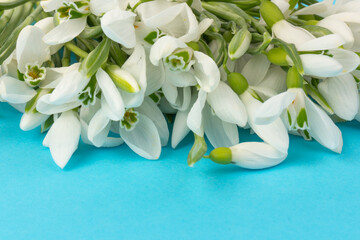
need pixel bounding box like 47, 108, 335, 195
0, 0, 359, 169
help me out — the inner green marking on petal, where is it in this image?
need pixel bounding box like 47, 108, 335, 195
165, 47, 195, 72
24, 64, 46, 87
120, 109, 139, 131
296, 108, 308, 129
57, 1, 90, 20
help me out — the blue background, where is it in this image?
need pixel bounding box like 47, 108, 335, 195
0, 102, 360, 239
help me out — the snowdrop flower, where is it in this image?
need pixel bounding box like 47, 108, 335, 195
208, 142, 288, 169
41, 0, 137, 48
261, 0, 360, 78
295, 0, 360, 51
85, 96, 165, 159
135, 0, 213, 42
225, 55, 289, 154
43, 110, 81, 169
255, 67, 343, 153
150, 36, 220, 110
172, 81, 248, 149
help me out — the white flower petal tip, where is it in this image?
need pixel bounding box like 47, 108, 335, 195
43, 18, 87, 45
193, 51, 220, 92
300, 54, 343, 78
230, 142, 288, 169
254, 91, 296, 125
43, 111, 81, 169
101, 9, 137, 48
120, 114, 162, 160
20, 112, 49, 131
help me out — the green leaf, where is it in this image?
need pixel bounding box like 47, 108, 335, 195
80, 37, 111, 78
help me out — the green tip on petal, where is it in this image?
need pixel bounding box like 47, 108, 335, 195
286, 66, 303, 89
209, 147, 232, 165
227, 72, 249, 95
187, 42, 200, 51
266, 48, 289, 66
260, 0, 284, 28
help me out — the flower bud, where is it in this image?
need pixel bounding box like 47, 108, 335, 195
260, 0, 285, 28
227, 72, 249, 95
105, 64, 140, 93
209, 147, 232, 165
266, 48, 290, 66
228, 28, 252, 60
286, 66, 303, 89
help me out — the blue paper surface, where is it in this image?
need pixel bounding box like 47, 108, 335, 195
0, 101, 360, 240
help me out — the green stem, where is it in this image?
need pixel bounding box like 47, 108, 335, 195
131, 0, 153, 11
0, 9, 13, 32
64, 42, 89, 59
62, 47, 71, 67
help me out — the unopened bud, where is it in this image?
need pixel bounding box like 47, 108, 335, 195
228, 28, 252, 60
209, 147, 232, 165
260, 0, 285, 28
266, 48, 290, 66
105, 64, 140, 93
227, 72, 249, 95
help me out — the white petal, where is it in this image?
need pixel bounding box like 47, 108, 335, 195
255, 91, 296, 125
297, 34, 345, 52
230, 142, 288, 169
193, 51, 220, 92
119, 44, 147, 108
0, 76, 37, 104
328, 12, 360, 24
145, 55, 165, 95
96, 68, 125, 120
43, 18, 87, 45
120, 113, 161, 159
241, 91, 289, 153
203, 105, 239, 148
305, 97, 343, 153
149, 36, 187, 66
136, 97, 169, 146
328, 48, 360, 75
43, 110, 81, 169
162, 80, 178, 106
35, 18, 63, 55
165, 68, 197, 87
300, 54, 343, 78
272, 20, 315, 49
36, 94, 81, 115
16, 26, 50, 73
171, 110, 190, 149
20, 111, 49, 131
90, 0, 120, 16
241, 54, 270, 86
207, 81, 247, 127
88, 109, 111, 147
101, 9, 136, 48
318, 18, 355, 49
293, 0, 334, 16
40, 0, 64, 12
258, 65, 287, 93
318, 74, 359, 121
187, 89, 206, 136
48, 64, 90, 104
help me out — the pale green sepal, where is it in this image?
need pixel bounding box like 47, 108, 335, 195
187, 134, 207, 167
272, 38, 304, 75
260, 1, 285, 28
302, 25, 332, 38
25, 88, 52, 113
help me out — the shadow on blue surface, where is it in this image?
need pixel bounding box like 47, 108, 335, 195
1, 102, 360, 240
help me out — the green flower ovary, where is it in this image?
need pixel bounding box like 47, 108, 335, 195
120, 109, 139, 131
57, 1, 90, 20
24, 64, 46, 87
165, 47, 195, 72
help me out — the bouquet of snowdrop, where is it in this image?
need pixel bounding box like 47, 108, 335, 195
0, 0, 359, 169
